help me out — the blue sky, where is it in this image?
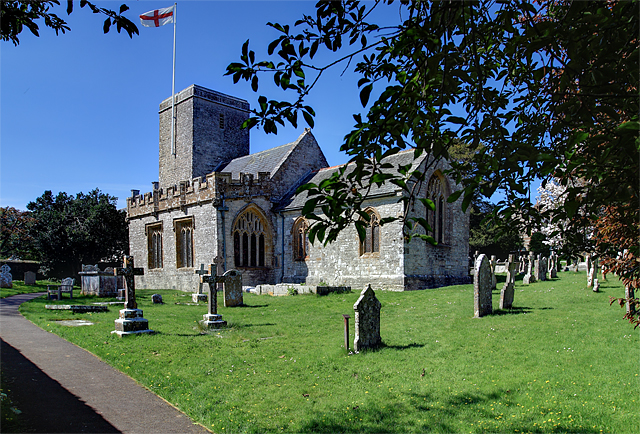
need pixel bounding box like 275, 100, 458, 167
1, 0, 374, 210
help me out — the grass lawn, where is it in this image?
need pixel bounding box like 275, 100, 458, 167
0, 280, 60, 298
19, 272, 638, 433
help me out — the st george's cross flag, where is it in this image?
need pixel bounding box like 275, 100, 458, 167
139, 6, 175, 27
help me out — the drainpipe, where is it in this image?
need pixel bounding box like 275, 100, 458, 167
218, 193, 228, 272
279, 211, 285, 283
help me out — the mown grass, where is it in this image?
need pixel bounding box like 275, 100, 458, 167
0, 280, 61, 298
19, 272, 638, 433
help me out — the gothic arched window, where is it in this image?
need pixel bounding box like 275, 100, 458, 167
233, 208, 269, 268
292, 217, 309, 261
147, 223, 163, 269
426, 174, 448, 245
360, 208, 380, 256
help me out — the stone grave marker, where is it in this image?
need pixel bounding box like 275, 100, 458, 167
152, 294, 163, 304
193, 264, 209, 302
549, 253, 558, 278
223, 269, 243, 307
500, 254, 517, 309
112, 256, 153, 336
24, 271, 36, 285
353, 285, 382, 351
539, 257, 548, 281
523, 255, 532, 285
0, 264, 12, 288
490, 255, 497, 289
587, 255, 597, 288
593, 279, 600, 292
534, 255, 541, 282
200, 264, 227, 329
474, 254, 492, 318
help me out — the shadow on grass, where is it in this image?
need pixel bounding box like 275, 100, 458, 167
236, 304, 269, 308
492, 306, 533, 315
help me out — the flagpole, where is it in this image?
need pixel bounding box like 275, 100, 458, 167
171, 2, 177, 156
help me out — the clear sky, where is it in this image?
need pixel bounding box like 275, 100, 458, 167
1, 0, 374, 210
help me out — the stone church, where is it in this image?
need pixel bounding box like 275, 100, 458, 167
127, 84, 470, 292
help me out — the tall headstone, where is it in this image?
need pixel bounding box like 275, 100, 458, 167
625, 285, 636, 316
200, 264, 227, 329
0, 264, 12, 288
353, 285, 382, 351
593, 278, 600, 292
587, 256, 597, 288
549, 253, 558, 278
523, 254, 532, 285
193, 264, 209, 302
112, 256, 153, 336
223, 269, 243, 307
490, 255, 497, 290
500, 254, 517, 309
23, 271, 36, 286
539, 257, 548, 281
474, 254, 492, 318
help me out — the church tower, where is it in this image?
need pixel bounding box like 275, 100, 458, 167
158, 85, 250, 188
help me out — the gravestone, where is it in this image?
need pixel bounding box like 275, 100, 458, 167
152, 294, 163, 304
539, 257, 548, 281
500, 254, 517, 309
625, 285, 636, 315
112, 256, 153, 336
533, 255, 541, 282
223, 269, 243, 307
474, 254, 492, 318
593, 279, 600, 292
490, 255, 497, 289
24, 271, 36, 285
353, 285, 382, 351
79, 265, 122, 297
549, 253, 558, 278
192, 264, 209, 302
523, 255, 532, 285
587, 255, 597, 288
200, 264, 227, 329
0, 264, 12, 288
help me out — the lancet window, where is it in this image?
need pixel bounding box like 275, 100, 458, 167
426, 174, 448, 245
360, 208, 380, 256
292, 217, 309, 261
175, 218, 194, 268
147, 223, 163, 269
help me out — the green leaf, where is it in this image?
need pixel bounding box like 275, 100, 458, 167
359, 84, 373, 107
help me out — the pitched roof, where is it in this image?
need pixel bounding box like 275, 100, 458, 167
220, 141, 295, 178
277, 149, 426, 211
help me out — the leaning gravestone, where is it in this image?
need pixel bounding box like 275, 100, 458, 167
223, 269, 243, 307
353, 285, 382, 351
500, 254, 517, 309
490, 255, 497, 289
474, 254, 492, 318
24, 271, 36, 286
112, 256, 153, 336
0, 264, 12, 288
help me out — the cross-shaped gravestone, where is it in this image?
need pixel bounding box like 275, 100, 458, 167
114, 256, 144, 310
194, 264, 208, 295
199, 264, 227, 328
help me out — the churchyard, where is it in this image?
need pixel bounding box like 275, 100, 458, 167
18, 272, 637, 433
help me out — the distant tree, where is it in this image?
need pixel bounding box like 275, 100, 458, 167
0, 206, 36, 260
469, 199, 523, 260
1, 0, 138, 45
528, 232, 550, 258
26, 189, 128, 279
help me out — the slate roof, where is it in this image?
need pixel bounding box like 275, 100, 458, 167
277, 149, 427, 211
220, 141, 296, 178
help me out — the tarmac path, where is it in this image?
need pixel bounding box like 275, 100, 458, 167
0, 292, 210, 433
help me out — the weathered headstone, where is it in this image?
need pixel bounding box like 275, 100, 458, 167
500, 254, 517, 309
523, 254, 532, 285
474, 254, 492, 318
534, 255, 542, 282
200, 264, 227, 329
152, 293, 163, 304
549, 253, 558, 278
490, 255, 497, 290
539, 257, 548, 281
24, 271, 36, 286
587, 255, 597, 288
193, 264, 209, 302
625, 284, 636, 316
0, 264, 12, 288
593, 279, 600, 292
223, 269, 243, 307
112, 256, 153, 336
353, 285, 382, 351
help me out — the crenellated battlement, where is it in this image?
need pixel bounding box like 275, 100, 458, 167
127, 171, 273, 218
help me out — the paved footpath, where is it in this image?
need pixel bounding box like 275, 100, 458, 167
0, 292, 210, 433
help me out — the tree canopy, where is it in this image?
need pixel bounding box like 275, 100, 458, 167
1, 0, 138, 45
26, 189, 129, 279
227, 0, 638, 324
